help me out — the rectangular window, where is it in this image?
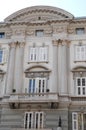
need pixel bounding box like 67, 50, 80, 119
0, 32, 5, 38
35, 30, 44, 37
28, 78, 47, 95
24, 112, 44, 129
0, 49, 7, 64
29, 46, 48, 62
24, 112, 33, 129
72, 113, 86, 130
35, 112, 44, 129
72, 112, 78, 130
76, 77, 86, 96
76, 28, 85, 35
75, 45, 86, 61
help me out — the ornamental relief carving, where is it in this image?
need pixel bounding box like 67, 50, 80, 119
53, 26, 67, 34
52, 39, 70, 46
26, 30, 34, 36
5, 31, 12, 38
9, 41, 25, 48
67, 27, 74, 34
12, 29, 25, 36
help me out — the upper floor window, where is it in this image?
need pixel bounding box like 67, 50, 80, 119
29, 46, 48, 62
35, 30, 44, 37
24, 112, 44, 129
0, 32, 5, 38
28, 78, 47, 95
76, 28, 85, 35
74, 45, 86, 61
75, 77, 86, 96
0, 49, 7, 64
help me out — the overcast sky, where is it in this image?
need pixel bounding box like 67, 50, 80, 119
1, 0, 86, 21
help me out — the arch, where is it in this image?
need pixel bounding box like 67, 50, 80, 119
4, 6, 74, 22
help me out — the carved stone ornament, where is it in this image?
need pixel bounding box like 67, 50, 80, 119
9, 42, 16, 48
56, 27, 66, 33
67, 27, 74, 34
26, 30, 34, 36
6, 31, 12, 38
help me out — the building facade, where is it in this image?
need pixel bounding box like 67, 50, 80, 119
0, 5, 86, 130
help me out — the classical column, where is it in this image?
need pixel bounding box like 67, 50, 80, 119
58, 39, 69, 95
57, 39, 63, 94
52, 40, 58, 92
6, 42, 16, 94
14, 42, 25, 93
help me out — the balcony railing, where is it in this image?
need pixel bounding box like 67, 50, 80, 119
8, 92, 58, 103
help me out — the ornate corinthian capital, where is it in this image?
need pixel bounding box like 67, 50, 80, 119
52, 39, 70, 46
9, 42, 16, 48
19, 42, 25, 47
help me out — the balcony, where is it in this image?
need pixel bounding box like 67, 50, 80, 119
8, 92, 58, 103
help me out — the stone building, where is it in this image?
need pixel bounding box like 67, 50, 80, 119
0, 5, 86, 130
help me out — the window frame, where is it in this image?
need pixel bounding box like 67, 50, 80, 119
29, 46, 48, 63
75, 77, 86, 96
0, 32, 5, 38
0, 48, 7, 64
24, 112, 44, 129
74, 45, 86, 62
75, 28, 85, 35
72, 112, 86, 130
35, 30, 44, 37
28, 77, 47, 95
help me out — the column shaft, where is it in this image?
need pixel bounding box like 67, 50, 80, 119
14, 42, 24, 93
6, 43, 16, 94
52, 41, 58, 92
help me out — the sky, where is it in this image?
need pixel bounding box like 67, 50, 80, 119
1, 0, 86, 22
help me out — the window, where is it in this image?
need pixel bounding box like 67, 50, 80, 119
72, 112, 86, 130
28, 78, 47, 95
29, 46, 48, 62
0, 49, 7, 64
24, 112, 44, 129
76, 28, 85, 35
35, 30, 44, 37
0, 32, 5, 38
75, 77, 86, 96
74, 45, 86, 61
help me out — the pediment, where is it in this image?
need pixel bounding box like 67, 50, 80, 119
25, 65, 51, 73
72, 66, 86, 72
25, 65, 51, 78
4, 6, 74, 22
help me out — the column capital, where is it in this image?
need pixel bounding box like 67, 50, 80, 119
19, 42, 25, 48
9, 42, 16, 48
62, 39, 71, 47
52, 39, 71, 47
52, 39, 63, 46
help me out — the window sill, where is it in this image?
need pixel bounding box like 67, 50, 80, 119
0, 62, 6, 65
74, 60, 86, 63
27, 61, 49, 64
